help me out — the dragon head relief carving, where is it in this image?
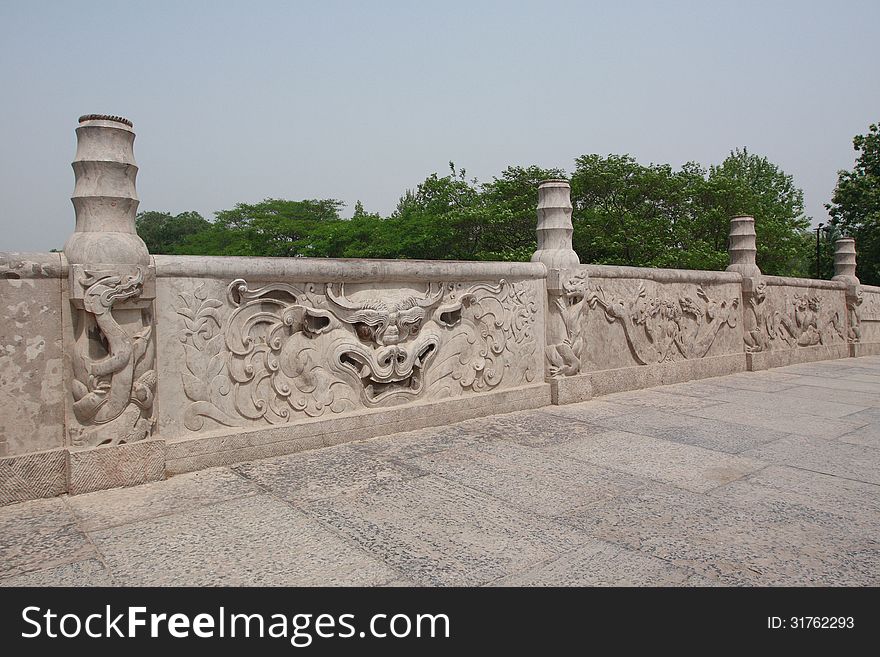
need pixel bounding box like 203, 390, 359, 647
176, 278, 539, 430
80, 269, 145, 314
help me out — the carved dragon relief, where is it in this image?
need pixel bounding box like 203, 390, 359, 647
846, 288, 863, 344
546, 275, 740, 376
175, 278, 539, 431
69, 268, 157, 447
741, 283, 846, 352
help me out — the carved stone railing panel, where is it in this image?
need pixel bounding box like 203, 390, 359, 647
743, 279, 848, 353
858, 286, 880, 345
156, 270, 544, 434
546, 268, 743, 375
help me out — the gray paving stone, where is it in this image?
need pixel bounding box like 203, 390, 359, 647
838, 423, 880, 450
232, 444, 426, 503
303, 475, 587, 586
466, 409, 612, 448
588, 407, 788, 454
539, 399, 632, 424
741, 435, 880, 485
0, 559, 114, 587
684, 402, 867, 439
652, 381, 747, 400
768, 384, 880, 409
351, 424, 488, 461
596, 389, 727, 413
492, 539, 697, 586
704, 372, 800, 393
0, 497, 94, 577
708, 466, 880, 539
67, 467, 261, 532
780, 374, 880, 394
408, 440, 648, 517
544, 429, 765, 493
558, 482, 879, 585
691, 386, 869, 419
89, 494, 400, 586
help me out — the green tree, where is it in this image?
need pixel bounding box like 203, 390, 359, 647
212, 198, 345, 257
570, 155, 716, 270
135, 211, 210, 254
700, 149, 811, 277
827, 123, 880, 285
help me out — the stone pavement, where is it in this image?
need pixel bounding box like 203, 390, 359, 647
2, 356, 879, 587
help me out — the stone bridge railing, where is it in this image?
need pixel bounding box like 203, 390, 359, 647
1, 116, 877, 503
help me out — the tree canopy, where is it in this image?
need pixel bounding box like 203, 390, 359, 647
135, 149, 820, 277
828, 122, 880, 286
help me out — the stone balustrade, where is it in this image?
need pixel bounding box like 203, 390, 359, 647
1, 116, 878, 503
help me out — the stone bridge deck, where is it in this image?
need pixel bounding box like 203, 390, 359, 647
2, 356, 879, 587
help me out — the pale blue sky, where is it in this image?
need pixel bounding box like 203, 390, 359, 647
1, 0, 878, 250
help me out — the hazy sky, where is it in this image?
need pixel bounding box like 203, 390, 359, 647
1, 0, 878, 251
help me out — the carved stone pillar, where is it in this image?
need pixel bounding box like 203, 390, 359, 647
531, 180, 579, 269
531, 180, 587, 380
726, 215, 761, 279
63, 115, 157, 448
832, 237, 862, 345
726, 215, 767, 354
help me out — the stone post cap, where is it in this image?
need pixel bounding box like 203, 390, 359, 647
832, 236, 859, 285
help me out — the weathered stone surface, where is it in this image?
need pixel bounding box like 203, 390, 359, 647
232, 444, 425, 503
0, 497, 94, 578
67, 438, 166, 495
686, 402, 868, 439
67, 467, 260, 531
0, 559, 114, 587
559, 481, 879, 586
157, 271, 546, 434
409, 440, 647, 517
89, 494, 400, 586
0, 449, 66, 505
305, 475, 586, 586
164, 384, 550, 474
544, 428, 764, 493
742, 435, 880, 484
0, 254, 64, 457
494, 540, 698, 586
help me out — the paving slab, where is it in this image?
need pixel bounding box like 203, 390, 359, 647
543, 429, 765, 493
740, 435, 880, 484
303, 475, 587, 586
232, 444, 426, 504
558, 481, 880, 586
0, 559, 114, 587
408, 440, 648, 517
89, 494, 401, 586
67, 467, 261, 532
492, 539, 698, 587
0, 497, 95, 578
684, 402, 867, 439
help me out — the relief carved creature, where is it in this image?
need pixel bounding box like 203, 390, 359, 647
69, 268, 157, 446
589, 283, 738, 365
743, 282, 770, 353
545, 270, 589, 377
743, 287, 846, 352
846, 289, 862, 343
177, 278, 538, 431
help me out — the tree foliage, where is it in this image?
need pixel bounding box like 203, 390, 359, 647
135, 151, 817, 277
827, 122, 880, 285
